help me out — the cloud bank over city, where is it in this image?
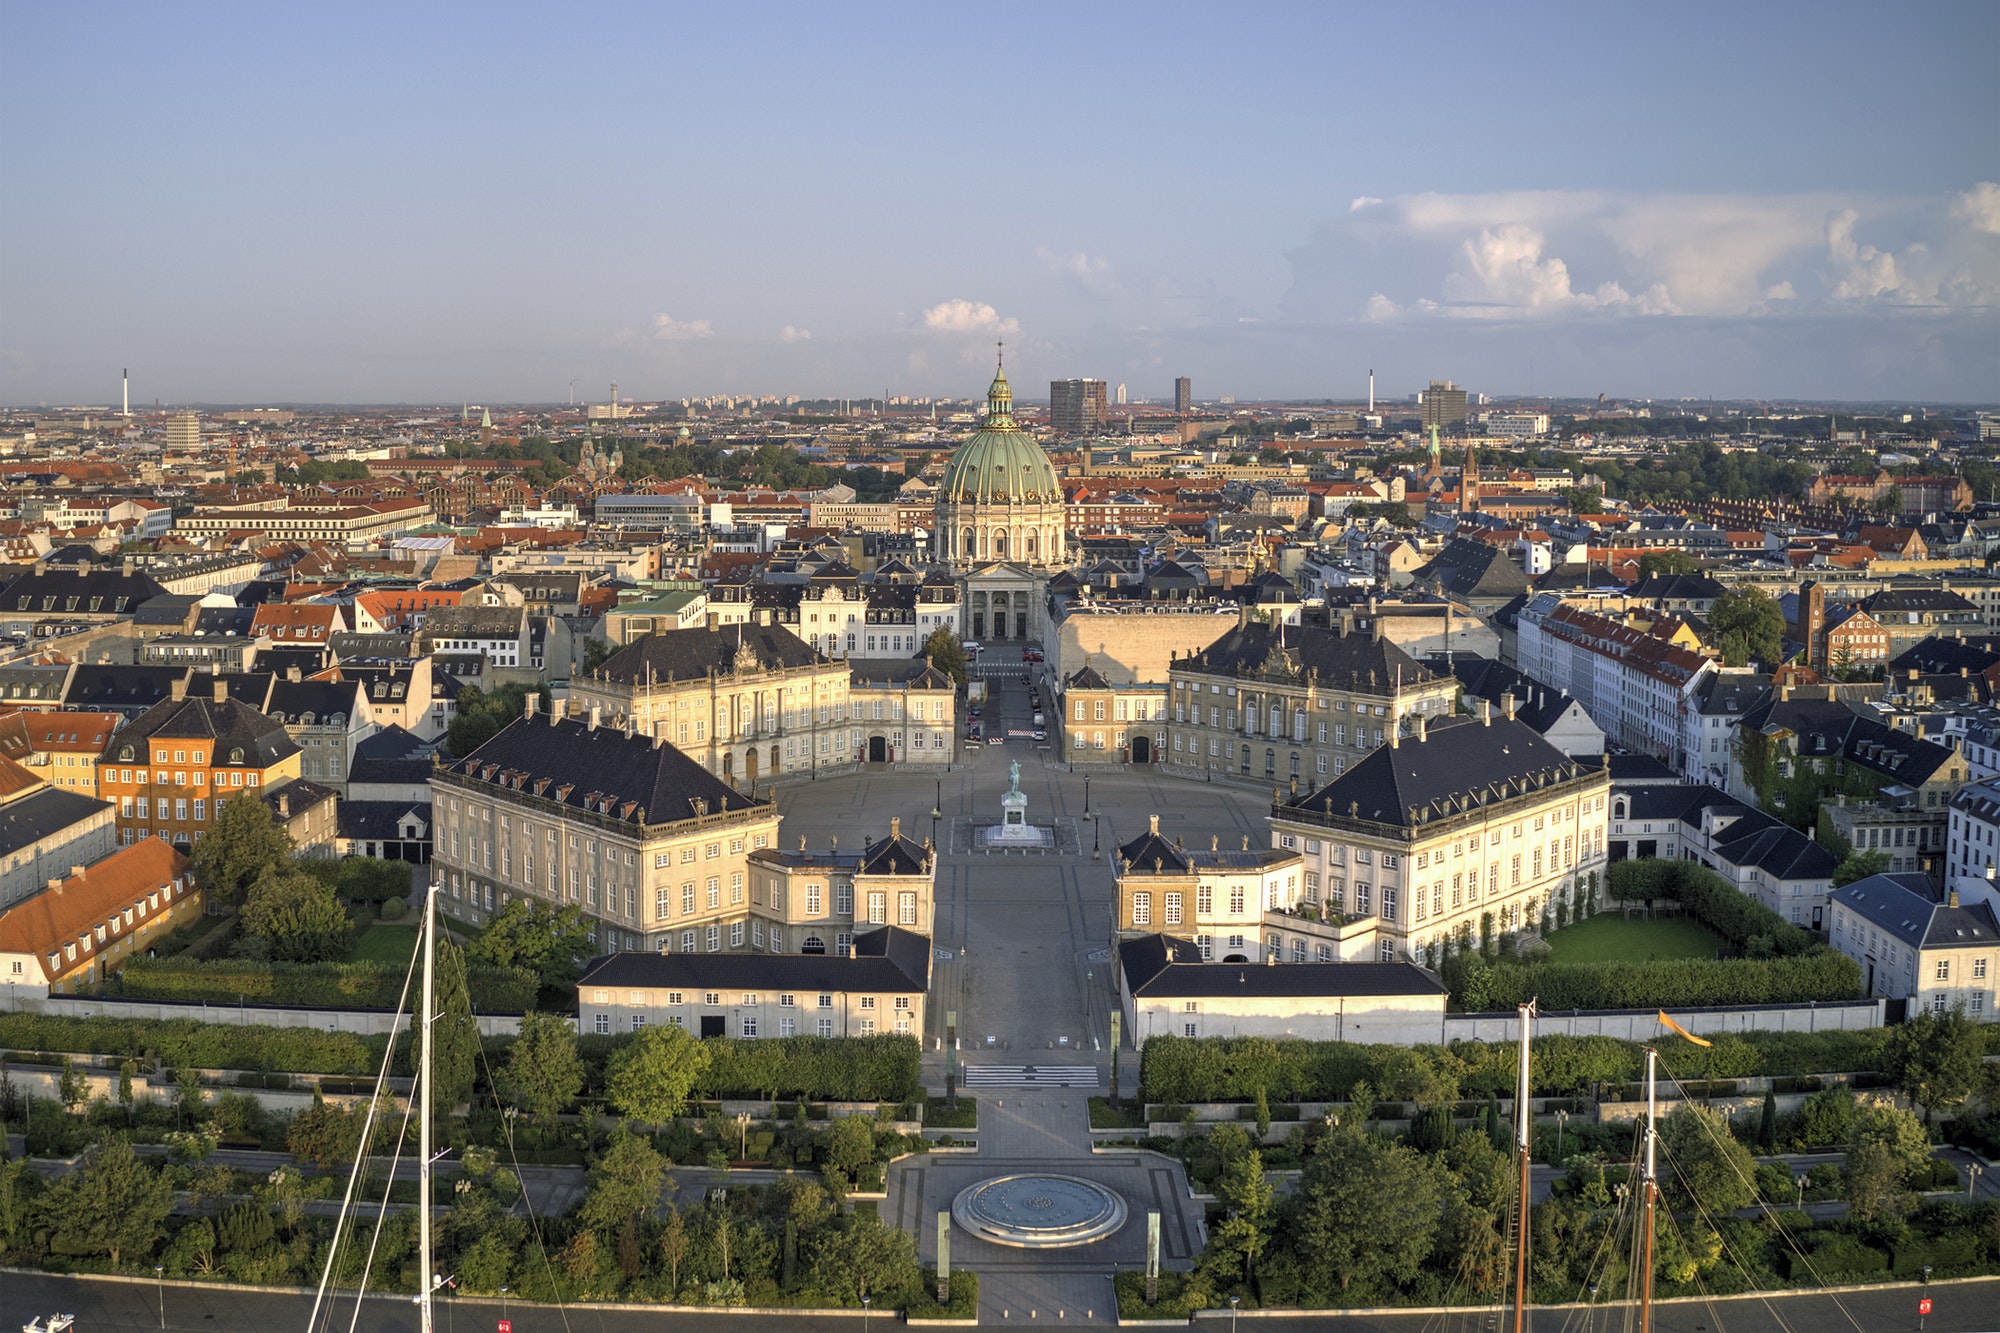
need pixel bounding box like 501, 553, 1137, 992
1, 3, 1994, 405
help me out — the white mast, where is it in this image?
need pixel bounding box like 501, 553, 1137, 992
1512, 1000, 1533, 1333
418, 883, 437, 1332
1640, 1046, 1658, 1333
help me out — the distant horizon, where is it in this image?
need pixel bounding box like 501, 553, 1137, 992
3, 3, 1994, 404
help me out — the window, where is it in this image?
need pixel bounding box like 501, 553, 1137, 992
1133, 892, 1151, 926
1937, 959, 1951, 981
741, 1016, 759, 1037
1165, 892, 1183, 925
706, 926, 721, 951
593, 1013, 610, 1034
1977, 958, 1989, 980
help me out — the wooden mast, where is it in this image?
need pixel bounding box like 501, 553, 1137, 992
1513, 1000, 1535, 1333
1640, 1045, 1658, 1333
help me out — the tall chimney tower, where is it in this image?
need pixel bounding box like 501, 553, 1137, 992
122, 369, 129, 417
1368, 368, 1375, 414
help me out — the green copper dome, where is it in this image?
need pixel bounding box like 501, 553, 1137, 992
938, 366, 1061, 504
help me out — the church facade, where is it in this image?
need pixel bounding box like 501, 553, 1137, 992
934, 362, 1067, 643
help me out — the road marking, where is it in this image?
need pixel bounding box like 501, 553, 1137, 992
961, 1064, 1102, 1088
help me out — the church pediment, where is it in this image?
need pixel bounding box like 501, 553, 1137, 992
963, 561, 1042, 582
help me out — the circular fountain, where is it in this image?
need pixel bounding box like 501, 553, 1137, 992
950, 1173, 1129, 1248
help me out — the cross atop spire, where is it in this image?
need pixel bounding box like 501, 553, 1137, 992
996, 339, 1005, 369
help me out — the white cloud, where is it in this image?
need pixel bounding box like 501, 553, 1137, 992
921, 299, 1020, 335
1035, 247, 1109, 282
1825, 208, 1911, 301
779, 325, 812, 342
1348, 196, 1382, 212
1363, 293, 1400, 321
650, 312, 714, 341
1952, 182, 2000, 236
1763, 281, 1797, 301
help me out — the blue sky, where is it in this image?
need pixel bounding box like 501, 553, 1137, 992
3, 1, 1995, 406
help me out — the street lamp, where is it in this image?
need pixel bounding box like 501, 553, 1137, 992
1796, 1173, 1809, 1210
1971, 1161, 1986, 1202
1229, 1293, 1241, 1333
154, 1264, 164, 1329
1921, 1264, 1933, 1332
1083, 773, 1092, 821
861, 1292, 873, 1333
1555, 1108, 1569, 1162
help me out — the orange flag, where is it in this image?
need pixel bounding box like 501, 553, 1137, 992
1658, 1010, 1713, 1047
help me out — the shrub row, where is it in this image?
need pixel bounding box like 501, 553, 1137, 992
115, 956, 538, 1012
1455, 949, 1862, 1013
0, 1012, 387, 1075
1136, 1026, 1893, 1104
1606, 859, 1816, 957
578, 1032, 923, 1103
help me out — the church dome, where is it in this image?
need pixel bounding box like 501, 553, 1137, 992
938, 366, 1061, 505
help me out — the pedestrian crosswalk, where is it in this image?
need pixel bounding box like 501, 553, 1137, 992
960, 1063, 1102, 1089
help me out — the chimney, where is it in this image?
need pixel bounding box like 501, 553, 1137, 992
1501, 693, 1517, 721
287, 666, 302, 682
277, 793, 289, 819
122, 556, 135, 576
170, 677, 187, 702
1825, 685, 1837, 701
48, 877, 63, 894
1950, 887, 1961, 909
588, 705, 601, 731
213, 678, 228, 704
1389, 721, 1400, 749
1481, 698, 1493, 726
1415, 714, 1428, 742
1372, 616, 1383, 642
69, 865, 85, 881
524, 692, 537, 719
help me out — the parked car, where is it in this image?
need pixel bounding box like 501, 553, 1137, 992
1032, 727, 1046, 741
1023, 648, 1043, 663
961, 641, 982, 655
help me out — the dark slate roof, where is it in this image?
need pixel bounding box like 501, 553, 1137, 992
1859, 589, 1979, 615
0, 666, 72, 707
349, 724, 439, 784
1606, 754, 1678, 784
192, 605, 258, 636
332, 632, 415, 660
1067, 664, 1112, 689
1117, 821, 1190, 873
1181, 621, 1441, 696
188, 671, 275, 709
1889, 636, 2000, 676
266, 679, 361, 725
1616, 783, 1736, 823
421, 605, 525, 639
859, 828, 931, 876
104, 692, 300, 767
253, 645, 333, 677
263, 778, 337, 819
1448, 659, 1588, 735
1413, 538, 1532, 600
0, 786, 115, 860
591, 624, 824, 687
1833, 872, 2000, 951
846, 660, 953, 689
1284, 716, 1601, 831
576, 925, 931, 994
1626, 573, 1727, 601
1118, 934, 1449, 999
338, 799, 432, 841
63, 665, 190, 715
1692, 672, 1773, 717
0, 566, 168, 617
444, 714, 764, 825
1711, 816, 1838, 882
1738, 695, 1959, 786
131, 595, 199, 627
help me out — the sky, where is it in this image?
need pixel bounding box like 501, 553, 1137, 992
2, 1, 1996, 407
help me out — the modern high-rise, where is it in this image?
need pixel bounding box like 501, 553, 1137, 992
1115, 383, 1128, 406
1048, 379, 1109, 437
1420, 380, 1469, 432
1174, 377, 1193, 415
164, 411, 201, 451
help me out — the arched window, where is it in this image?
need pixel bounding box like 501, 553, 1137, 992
118, 745, 134, 762
961, 529, 974, 557
1026, 532, 1037, 556
994, 530, 1007, 558
801, 934, 826, 955
229, 747, 245, 764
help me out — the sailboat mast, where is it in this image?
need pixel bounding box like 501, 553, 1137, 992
1640, 1046, 1658, 1333
1513, 1000, 1533, 1333
418, 884, 436, 1332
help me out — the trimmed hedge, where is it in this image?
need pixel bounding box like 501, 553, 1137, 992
1136, 1026, 1894, 1104
1606, 859, 1816, 957
578, 1032, 923, 1103
1456, 949, 1862, 1012
0, 1012, 387, 1075
115, 955, 538, 1012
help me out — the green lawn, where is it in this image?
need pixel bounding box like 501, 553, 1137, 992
346, 922, 420, 965
1542, 912, 1723, 964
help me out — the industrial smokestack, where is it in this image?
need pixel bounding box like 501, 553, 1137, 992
122, 369, 129, 418
1368, 368, 1375, 414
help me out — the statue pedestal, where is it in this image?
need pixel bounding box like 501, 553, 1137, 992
979, 777, 1052, 849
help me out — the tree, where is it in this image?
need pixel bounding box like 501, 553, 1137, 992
824, 1113, 879, 1182
578, 1128, 669, 1233
1757, 1088, 1778, 1154
191, 794, 295, 911
1211, 1149, 1276, 1280
605, 1023, 711, 1124
240, 867, 353, 962
1560, 487, 1603, 515
582, 637, 615, 673
804, 1212, 919, 1305
41, 1139, 174, 1266
58, 1056, 86, 1112
1832, 849, 1892, 888
922, 628, 968, 690
1655, 1104, 1757, 1215
659, 1207, 691, 1294
1707, 587, 1785, 667
1843, 1104, 1932, 1221
1636, 550, 1700, 578
446, 682, 552, 758
466, 899, 597, 995
501, 1011, 584, 1125
432, 938, 479, 1111
1887, 1006, 1985, 1121
1287, 1124, 1445, 1295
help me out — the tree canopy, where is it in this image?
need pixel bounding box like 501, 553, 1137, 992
922, 628, 968, 689
501, 1010, 585, 1124
1887, 1005, 1984, 1119
191, 794, 296, 910
466, 899, 596, 995
448, 682, 553, 758
605, 1022, 712, 1124
41, 1139, 175, 1266
240, 867, 353, 963
1707, 587, 1786, 667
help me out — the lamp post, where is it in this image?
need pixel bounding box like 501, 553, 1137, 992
1971, 1161, 1986, 1201
1796, 1173, 1808, 1210
861, 1292, 873, 1333
1921, 1263, 1933, 1332
932, 775, 943, 849
155, 1264, 165, 1329
736, 1111, 752, 1162
1228, 1293, 1240, 1333
1083, 773, 1092, 822
1555, 1107, 1569, 1162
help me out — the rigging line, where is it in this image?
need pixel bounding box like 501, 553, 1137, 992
307, 922, 423, 1333
343, 1082, 420, 1333
467, 1000, 577, 1332
1652, 1068, 1867, 1332
1556, 1172, 1639, 1333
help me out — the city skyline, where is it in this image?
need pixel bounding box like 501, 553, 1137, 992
2, 1, 1995, 406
